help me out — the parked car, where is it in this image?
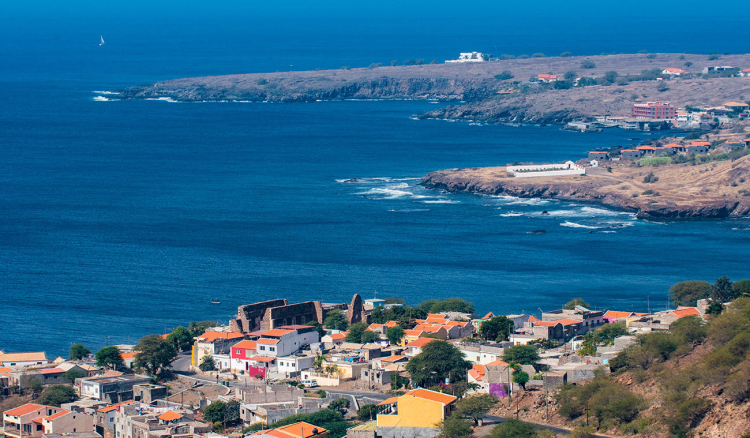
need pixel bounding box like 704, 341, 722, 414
301, 380, 318, 388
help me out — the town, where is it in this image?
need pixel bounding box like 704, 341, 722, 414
3, 277, 750, 438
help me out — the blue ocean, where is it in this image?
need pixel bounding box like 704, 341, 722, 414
2, 3, 750, 357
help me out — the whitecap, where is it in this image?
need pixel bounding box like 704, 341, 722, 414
92, 90, 121, 95
560, 221, 600, 229
420, 199, 460, 204
499, 212, 524, 217
356, 188, 427, 200
93, 96, 110, 102
145, 97, 178, 103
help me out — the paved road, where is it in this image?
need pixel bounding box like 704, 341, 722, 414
484, 415, 609, 437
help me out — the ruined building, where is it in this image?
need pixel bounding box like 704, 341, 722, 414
229, 294, 368, 334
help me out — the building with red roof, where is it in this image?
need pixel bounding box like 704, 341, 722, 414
3, 403, 93, 438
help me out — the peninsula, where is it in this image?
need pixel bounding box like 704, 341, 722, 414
422, 153, 750, 218
117, 53, 750, 125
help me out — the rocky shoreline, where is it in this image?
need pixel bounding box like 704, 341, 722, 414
115, 53, 750, 126
421, 165, 750, 219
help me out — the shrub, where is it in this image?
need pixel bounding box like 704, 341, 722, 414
532, 53, 545, 58
494, 71, 514, 80
256, 78, 268, 85
560, 51, 572, 57
581, 60, 596, 69
643, 172, 658, 183
487, 419, 535, 437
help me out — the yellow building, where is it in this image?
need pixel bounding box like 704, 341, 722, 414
377, 388, 457, 430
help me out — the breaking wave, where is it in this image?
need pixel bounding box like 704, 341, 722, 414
560, 221, 600, 229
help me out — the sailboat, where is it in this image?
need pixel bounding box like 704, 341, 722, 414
99, 35, 105, 46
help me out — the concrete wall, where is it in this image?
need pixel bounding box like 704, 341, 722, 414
377, 426, 439, 438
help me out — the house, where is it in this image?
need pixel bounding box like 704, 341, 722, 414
662, 68, 685, 76
377, 389, 457, 438
603, 311, 648, 325
250, 421, 328, 438
239, 356, 277, 380
79, 374, 152, 403
404, 338, 440, 357
255, 326, 319, 358
588, 151, 609, 161
537, 74, 558, 83
620, 149, 643, 160
0, 352, 48, 368
113, 404, 208, 438
636, 145, 657, 155
230, 340, 258, 372
401, 330, 425, 346
7, 367, 69, 388
744, 138, 750, 147
663, 143, 684, 153
445, 52, 486, 63
320, 333, 346, 347
375, 355, 408, 370
191, 331, 245, 368
276, 355, 315, 379
686, 141, 710, 154
740, 68, 750, 77
629, 306, 703, 332
94, 400, 137, 436
412, 325, 449, 340
531, 319, 586, 342
702, 66, 734, 74
361, 368, 393, 387
3, 404, 93, 438
633, 101, 676, 120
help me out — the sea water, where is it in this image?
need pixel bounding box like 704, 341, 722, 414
1, 10, 749, 355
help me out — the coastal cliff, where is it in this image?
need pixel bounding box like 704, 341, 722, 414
422, 157, 750, 219
118, 53, 750, 125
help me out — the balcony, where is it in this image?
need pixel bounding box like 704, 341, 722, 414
2, 426, 27, 438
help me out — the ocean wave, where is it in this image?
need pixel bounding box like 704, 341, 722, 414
499, 212, 524, 217
542, 207, 635, 219
145, 97, 178, 103
92, 90, 121, 95
491, 195, 550, 206
420, 199, 460, 204
93, 96, 120, 102
335, 177, 420, 184
388, 208, 430, 212
560, 221, 600, 229
356, 188, 427, 200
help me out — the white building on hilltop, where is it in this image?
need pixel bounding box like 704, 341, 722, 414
446, 52, 486, 63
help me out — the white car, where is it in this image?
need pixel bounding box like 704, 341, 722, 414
301, 380, 318, 388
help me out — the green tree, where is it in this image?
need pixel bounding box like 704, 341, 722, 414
454, 394, 498, 425
494, 71, 514, 80
480, 316, 515, 341
328, 398, 350, 411
419, 298, 475, 314
357, 404, 382, 421
69, 344, 90, 360
386, 326, 405, 345
513, 371, 529, 390
24, 379, 43, 396
199, 355, 216, 372
63, 369, 84, 383
564, 70, 577, 81
95, 346, 124, 369
406, 341, 471, 387
436, 415, 473, 438
711, 276, 736, 303
560, 51, 572, 57
345, 322, 368, 343
604, 71, 619, 83
579, 323, 627, 356
502, 345, 540, 366
384, 297, 404, 304
188, 321, 216, 337
324, 310, 348, 331
563, 298, 590, 309
487, 419, 536, 438
581, 60, 596, 69
670, 315, 706, 343
733, 279, 750, 297
670, 280, 711, 306
706, 300, 724, 315
167, 326, 193, 352
132, 334, 178, 377
313, 355, 326, 372
37, 385, 76, 407
361, 331, 379, 344
203, 401, 226, 423
225, 400, 240, 424
306, 321, 326, 339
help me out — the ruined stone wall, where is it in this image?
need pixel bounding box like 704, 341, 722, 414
230, 299, 288, 333
266, 301, 322, 329
345, 294, 369, 325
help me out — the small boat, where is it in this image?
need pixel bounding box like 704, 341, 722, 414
211, 299, 221, 304
99, 35, 105, 46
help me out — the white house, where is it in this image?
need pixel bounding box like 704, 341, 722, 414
506, 161, 585, 178
445, 52, 486, 63
275, 356, 315, 378
0, 351, 48, 368
256, 326, 319, 358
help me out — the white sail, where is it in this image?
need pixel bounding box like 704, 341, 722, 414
99, 35, 105, 45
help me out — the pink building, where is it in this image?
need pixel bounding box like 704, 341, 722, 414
633, 101, 676, 120
3, 403, 93, 438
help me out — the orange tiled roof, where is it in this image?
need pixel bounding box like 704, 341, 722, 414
327, 333, 346, 340
486, 359, 509, 367
743, 69, 750, 73
527, 315, 540, 323
232, 340, 257, 350
636, 146, 657, 150
671, 307, 701, 318
39, 368, 64, 374
120, 352, 138, 359
97, 401, 137, 413
377, 397, 400, 406
688, 141, 711, 146
604, 310, 634, 319
4, 404, 46, 417
384, 321, 400, 328
258, 338, 280, 345
468, 364, 485, 381
380, 355, 406, 363
263, 329, 294, 337
406, 338, 440, 348
405, 388, 457, 405
197, 331, 244, 343
276, 421, 328, 438
743, 138, 750, 142
403, 329, 424, 337
663, 68, 685, 73
663, 143, 682, 148
480, 312, 494, 320
536, 318, 581, 327
158, 411, 183, 422
44, 410, 70, 421
249, 356, 276, 363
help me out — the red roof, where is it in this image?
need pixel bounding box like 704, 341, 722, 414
197, 331, 244, 343
468, 364, 485, 381
232, 340, 257, 350
636, 146, 657, 150
158, 411, 183, 422
39, 368, 64, 374
527, 315, 540, 323
4, 404, 46, 417
275, 421, 328, 438
98, 401, 137, 413
688, 141, 711, 146
257, 338, 280, 345
326, 333, 346, 340
604, 310, 635, 319
249, 356, 276, 363
535, 318, 581, 327
120, 352, 138, 359
405, 388, 457, 405
262, 329, 294, 337
486, 359, 509, 367
742, 69, 750, 73
671, 307, 701, 318
381, 355, 406, 363
44, 410, 71, 421
406, 338, 440, 348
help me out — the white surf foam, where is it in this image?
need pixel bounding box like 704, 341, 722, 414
499, 212, 524, 217
420, 199, 459, 204
93, 96, 119, 102
357, 187, 427, 200
560, 221, 600, 229
145, 97, 178, 103
92, 90, 121, 95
